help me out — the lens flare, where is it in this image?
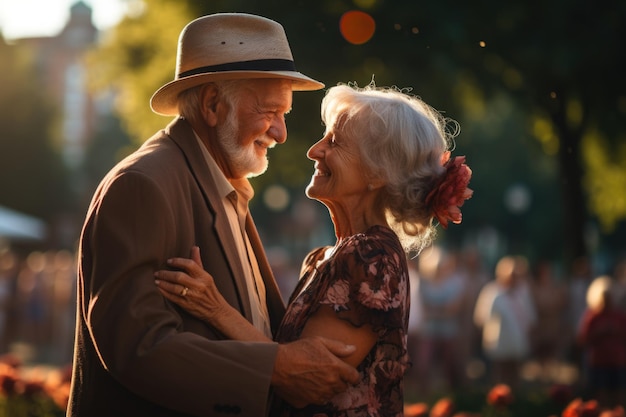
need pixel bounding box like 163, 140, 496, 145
339, 11, 376, 45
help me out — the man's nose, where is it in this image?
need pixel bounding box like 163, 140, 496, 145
269, 116, 287, 144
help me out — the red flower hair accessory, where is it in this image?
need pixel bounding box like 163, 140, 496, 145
425, 151, 473, 228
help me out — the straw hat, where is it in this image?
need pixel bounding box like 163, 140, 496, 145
150, 13, 325, 116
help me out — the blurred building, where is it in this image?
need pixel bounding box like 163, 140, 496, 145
7, 2, 123, 249
14, 1, 98, 171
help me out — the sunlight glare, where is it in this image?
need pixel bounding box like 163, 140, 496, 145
340, 10, 376, 45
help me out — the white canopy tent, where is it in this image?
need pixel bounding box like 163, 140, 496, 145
0, 205, 47, 242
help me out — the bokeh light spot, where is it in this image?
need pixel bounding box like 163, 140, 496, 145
263, 185, 290, 212
340, 11, 376, 45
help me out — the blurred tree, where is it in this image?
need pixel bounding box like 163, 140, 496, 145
80, 112, 135, 210
86, 0, 626, 264
0, 37, 71, 225
85, 0, 200, 142
444, 0, 626, 262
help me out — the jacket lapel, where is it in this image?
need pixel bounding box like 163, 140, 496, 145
245, 215, 287, 333
165, 117, 254, 322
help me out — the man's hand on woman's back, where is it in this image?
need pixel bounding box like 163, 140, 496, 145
271, 337, 360, 408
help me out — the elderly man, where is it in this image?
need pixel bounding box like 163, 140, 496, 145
68, 13, 359, 417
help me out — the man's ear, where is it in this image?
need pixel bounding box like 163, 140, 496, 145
199, 83, 220, 127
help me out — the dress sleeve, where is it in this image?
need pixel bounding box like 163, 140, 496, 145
318, 232, 408, 335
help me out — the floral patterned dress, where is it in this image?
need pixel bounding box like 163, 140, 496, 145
274, 225, 410, 417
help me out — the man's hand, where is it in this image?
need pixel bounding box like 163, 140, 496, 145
271, 337, 360, 408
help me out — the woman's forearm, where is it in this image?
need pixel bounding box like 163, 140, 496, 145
210, 303, 272, 342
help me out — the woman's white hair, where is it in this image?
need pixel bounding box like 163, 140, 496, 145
321, 82, 458, 254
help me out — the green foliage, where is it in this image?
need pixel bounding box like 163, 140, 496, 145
85, 0, 626, 261
0, 394, 64, 417
86, 0, 195, 142
583, 130, 626, 233
0, 38, 71, 221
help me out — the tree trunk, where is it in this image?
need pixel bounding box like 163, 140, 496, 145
552, 93, 588, 264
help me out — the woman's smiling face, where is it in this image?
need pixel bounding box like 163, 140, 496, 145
305, 115, 370, 207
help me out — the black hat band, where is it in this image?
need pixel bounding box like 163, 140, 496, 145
178, 59, 297, 79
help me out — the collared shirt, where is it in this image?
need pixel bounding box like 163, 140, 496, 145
195, 134, 272, 338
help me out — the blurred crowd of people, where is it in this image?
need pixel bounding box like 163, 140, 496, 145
0, 247, 75, 365
403, 246, 626, 409
0, 243, 625, 408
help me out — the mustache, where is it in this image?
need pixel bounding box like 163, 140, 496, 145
255, 135, 276, 149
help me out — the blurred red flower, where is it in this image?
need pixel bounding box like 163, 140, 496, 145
562, 398, 600, 417
0, 373, 19, 396
430, 397, 455, 417
599, 406, 625, 417
21, 379, 45, 397
49, 381, 71, 411
487, 384, 514, 408
0, 353, 22, 369
0, 362, 20, 395
43, 365, 73, 411
405, 402, 429, 417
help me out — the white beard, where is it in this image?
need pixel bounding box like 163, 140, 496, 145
217, 112, 269, 179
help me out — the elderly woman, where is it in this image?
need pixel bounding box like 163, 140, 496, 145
155, 83, 472, 416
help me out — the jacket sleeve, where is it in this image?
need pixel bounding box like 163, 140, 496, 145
81, 169, 278, 416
